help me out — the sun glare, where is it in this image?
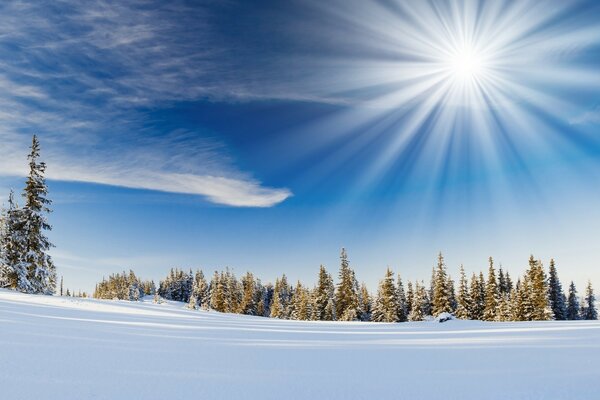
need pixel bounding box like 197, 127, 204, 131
449, 47, 484, 80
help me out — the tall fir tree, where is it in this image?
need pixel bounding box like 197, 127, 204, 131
0, 191, 27, 289
396, 274, 408, 322
432, 252, 453, 316
455, 265, 471, 319
566, 281, 580, 320
21, 135, 56, 294
527, 256, 553, 320
371, 268, 399, 322
469, 272, 485, 320
358, 282, 372, 322
335, 248, 360, 321
547, 259, 566, 320
581, 281, 597, 320
483, 257, 498, 321
313, 265, 336, 321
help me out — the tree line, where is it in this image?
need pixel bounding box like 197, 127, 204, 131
0, 136, 56, 294
94, 248, 597, 322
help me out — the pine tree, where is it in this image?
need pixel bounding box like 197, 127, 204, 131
189, 270, 209, 310
581, 281, 597, 320
528, 256, 553, 320
469, 273, 484, 320
314, 265, 336, 321
21, 135, 56, 294
406, 281, 414, 316
60, 276, 64, 296
483, 257, 498, 321
335, 248, 359, 321
239, 271, 257, 315
0, 191, 27, 290
396, 274, 408, 322
372, 268, 399, 322
358, 282, 372, 321
409, 281, 426, 321
432, 252, 452, 316
566, 281, 580, 320
547, 259, 566, 320
455, 265, 471, 320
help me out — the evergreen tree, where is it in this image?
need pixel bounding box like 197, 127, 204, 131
60, 276, 64, 296
0, 191, 27, 290
396, 274, 408, 322
239, 272, 257, 315
372, 268, 399, 322
409, 281, 427, 321
21, 135, 56, 294
313, 265, 336, 321
189, 270, 209, 310
547, 259, 566, 320
566, 281, 580, 320
406, 281, 414, 316
469, 273, 485, 320
527, 256, 553, 320
432, 252, 452, 316
455, 265, 471, 320
358, 282, 372, 322
581, 281, 597, 320
483, 257, 499, 321
335, 248, 359, 321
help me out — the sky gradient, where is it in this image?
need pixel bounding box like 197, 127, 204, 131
1, 0, 599, 293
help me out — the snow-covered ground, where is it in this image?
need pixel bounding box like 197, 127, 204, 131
1, 290, 599, 400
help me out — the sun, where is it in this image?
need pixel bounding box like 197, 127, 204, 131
448, 46, 484, 80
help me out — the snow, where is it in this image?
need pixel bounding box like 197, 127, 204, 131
1, 290, 599, 399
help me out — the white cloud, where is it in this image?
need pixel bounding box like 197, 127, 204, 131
569, 107, 600, 126
0, 1, 292, 207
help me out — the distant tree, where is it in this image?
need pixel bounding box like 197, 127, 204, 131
566, 281, 580, 320
409, 281, 427, 322
547, 259, 566, 320
335, 248, 360, 321
483, 257, 498, 321
432, 252, 452, 316
372, 268, 399, 322
396, 274, 408, 322
358, 282, 372, 322
455, 265, 470, 320
313, 265, 336, 321
581, 281, 597, 320
469, 273, 484, 320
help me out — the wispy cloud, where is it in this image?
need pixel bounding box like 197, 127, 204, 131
569, 106, 600, 126
0, 0, 291, 207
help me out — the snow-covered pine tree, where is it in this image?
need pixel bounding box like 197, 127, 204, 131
432, 252, 453, 316
469, 272, 484, 320
359, 282, 372, 321
547, 259, 566, 320
527, 256, 553, 320
239, 271, 257, 315
0, 191, 28, 290
21, 135, 56, 294
566, 281, 580, 320
270, 278, 282, 318
189, 270, 209, 310
406, 281, 414, 316
483, 257, 498, 321
335, 248, 360, 321
408, 281, 426, 321
455, 265, 471, 320
581, 281, 597, 320
396, 274, 408, 322
313, 265, 336, 321
372, 268, 399, 322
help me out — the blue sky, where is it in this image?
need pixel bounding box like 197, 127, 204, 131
0, 0, 599, 293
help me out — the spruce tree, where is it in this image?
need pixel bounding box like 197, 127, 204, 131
314, 265, 336, 321
469, 273, 484, 320
358, 282, 372, 321
21, 135, 56, 294
527, 256, 553, 320
547, 259, 566, 320
239, 272, 257, 315
566, 281, 580, 320
396, 274, 408, 322
455, 265, 471, 320
0, 191, 27, 290
335, 248, 359, 321
432, 252, 452, 316
408, 281, 426, 321
372, 268, 399, 322
483, 257, 498, 321
581, 281, 597, 320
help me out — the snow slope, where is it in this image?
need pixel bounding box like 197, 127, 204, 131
1, 290, 599, 400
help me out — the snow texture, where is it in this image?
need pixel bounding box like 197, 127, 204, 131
1, 289, 599, 399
